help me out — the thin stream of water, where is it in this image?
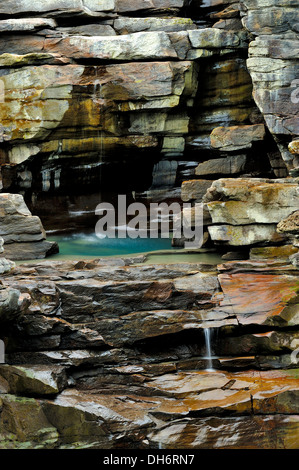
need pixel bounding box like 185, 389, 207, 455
204, 328, 214, 371
93, 67, 104, 182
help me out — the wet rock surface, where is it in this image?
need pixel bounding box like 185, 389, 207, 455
0, 193, 58, 260
0, 0, 298, 451
0, 0, 294, 220
0, 257, 298, 448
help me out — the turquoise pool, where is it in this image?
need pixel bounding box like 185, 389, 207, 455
48, 232, 174, 259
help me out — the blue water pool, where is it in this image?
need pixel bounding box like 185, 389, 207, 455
48, 232, 174, 259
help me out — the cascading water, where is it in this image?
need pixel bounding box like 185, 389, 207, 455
92, 66, 104, 183
204, 328, 214, 371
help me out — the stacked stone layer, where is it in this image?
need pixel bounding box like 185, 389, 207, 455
0, 256, 298, 448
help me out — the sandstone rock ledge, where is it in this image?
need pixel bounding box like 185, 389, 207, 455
0, 256, 298, 449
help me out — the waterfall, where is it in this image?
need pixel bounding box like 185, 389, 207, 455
0, 339, 4, 364
92, 67, 104, 183
41, 169, 51, 192
204, 328, 214, 371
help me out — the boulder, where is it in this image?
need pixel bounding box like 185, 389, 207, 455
217, 330, 299, 356
0, 194, 58, 260
204, 178, 299, 225
216, 270, 299, 326
241, 0, 299, 36
188, 28, 240, 49
45, 31, 178, 61
290, 252, 299, 269
41, 388, 153, 447
0, 52, 70, 67
0, 287, 21, 324
289, 140, 299, 155
250, 245, 299, 260
175, 203, 212, 227
2, 241, 59, 261
0, 258, 15, 275
57, 24, 116, 36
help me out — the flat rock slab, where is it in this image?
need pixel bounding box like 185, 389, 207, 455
0, 29, 244, 61
217, 273, 299, 326
210, 124, 265, 152
36, 369, 299, 447
148, 415, 299, 449
0, 365, 67, 395
68, 368, 299, 418
0, 18, 57, 32
0, 0, 116, 16
205, 178, 299, 225
2, 240, 59, 261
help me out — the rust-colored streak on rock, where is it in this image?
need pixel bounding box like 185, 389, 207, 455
218, 273, 299, 324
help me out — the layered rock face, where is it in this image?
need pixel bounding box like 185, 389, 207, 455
0, 193, 58, 260
241, 0, 299, 175
178, 175, 299, 254
204, 177, 299, 247
0, 2, 199, 208
0, 256, 298, 448
171, 2, 298, 254
0, 0, 293, 224
0, 4, 194, 199
0, 0, 298, 451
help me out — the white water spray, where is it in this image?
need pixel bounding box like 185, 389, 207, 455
92, 67, 104, 184
204, 328, 214, 371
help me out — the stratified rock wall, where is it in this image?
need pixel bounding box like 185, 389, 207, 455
204, 177, 299, 246
0, 1, 298, 450
1, 0, 295, 218
240, 0, 299, 175
0, 257, 298, 448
